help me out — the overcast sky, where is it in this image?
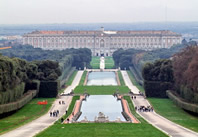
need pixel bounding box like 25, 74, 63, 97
0, 0, 198, 24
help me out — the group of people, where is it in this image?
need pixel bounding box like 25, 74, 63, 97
135, 106, 153, 112
59, 100, 65, 105
50, 110, 59, 117
131, 96, 136, 99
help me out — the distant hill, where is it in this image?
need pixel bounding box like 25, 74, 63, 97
0, 22, 198, 38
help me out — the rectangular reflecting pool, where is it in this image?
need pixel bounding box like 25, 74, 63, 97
78, 95, 126, 121
87, 72, 118, 85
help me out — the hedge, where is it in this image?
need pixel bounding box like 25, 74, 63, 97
0, 90, 37, 114
144, 80, 173, 98
167, 90, 198, 113
24, 80, 40, 93
129, 66, 143, 85
38, 81, 59, 98
0, 83, 25, 104
177, 85, 198, 104
59, 67, 75, 88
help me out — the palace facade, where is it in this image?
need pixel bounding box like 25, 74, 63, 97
23, 28, 182, 56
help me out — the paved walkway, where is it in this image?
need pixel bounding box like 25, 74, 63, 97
121, 71, 139, 94
63, 71, 84, 94
121, 70, 198, 137
0, 71, 84, 137
100, 57, 105, 70
0, 96, 72, 137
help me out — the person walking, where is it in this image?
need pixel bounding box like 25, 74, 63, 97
65, 110, 68, 115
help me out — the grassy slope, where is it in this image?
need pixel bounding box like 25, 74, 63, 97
0, 98, 55, 134
62, 96, 80, 120
118, 71, 125, 86
127, 70, 145, 93
90, 56, 100, 69
79, 71, 87, 86
128, 69, 198, 132
74, 86, 130, 95
148, 98, 198, 132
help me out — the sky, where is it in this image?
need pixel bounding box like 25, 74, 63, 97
0, 0, 198, 24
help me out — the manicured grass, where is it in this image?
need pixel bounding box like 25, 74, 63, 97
148, 98, 198, 132
79, 71, 87, 86
127, 71, 145, 93
0, 98, 55, 135
118, 71, 125, 86
35, 97, 167, 137
105, 57, 115, 69
65, 70, 77, 86
36, 123, 168, 137
90, 56, 100, 69
62, 96, 80, 120
74, 86, 130, 95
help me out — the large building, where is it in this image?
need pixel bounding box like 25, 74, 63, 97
23, 28, 182, 56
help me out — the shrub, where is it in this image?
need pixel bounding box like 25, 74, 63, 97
38, 81, 58, 98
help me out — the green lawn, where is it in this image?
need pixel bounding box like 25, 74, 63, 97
0, 98, 55, 135
105, 57, 115, 69
118, 71, 125, 86
90, 56, 100, 69
65, 70, 77, 86
36, 123, 168, 137
79, 71, 87, 86
74, 86, 130, 95
127, 71, 145, 93
148, 98, 198, 132
35, 96, 167, 137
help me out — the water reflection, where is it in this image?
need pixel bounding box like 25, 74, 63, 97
87, 72, 117, 85
78, 95, 125, 121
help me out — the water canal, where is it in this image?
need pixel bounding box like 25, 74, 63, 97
87, 71, 117, 86
78, 95, 126, 121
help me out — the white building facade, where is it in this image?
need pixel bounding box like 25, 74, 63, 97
23, 29, 182, 56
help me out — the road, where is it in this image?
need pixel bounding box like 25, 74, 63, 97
120, 71, 139, 94
0, 70, 84, 137
63, 70, 84, 94
0, 96, 72, 137
121, 70, 198, 137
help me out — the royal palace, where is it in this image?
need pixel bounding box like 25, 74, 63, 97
23, 28, 182, 56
